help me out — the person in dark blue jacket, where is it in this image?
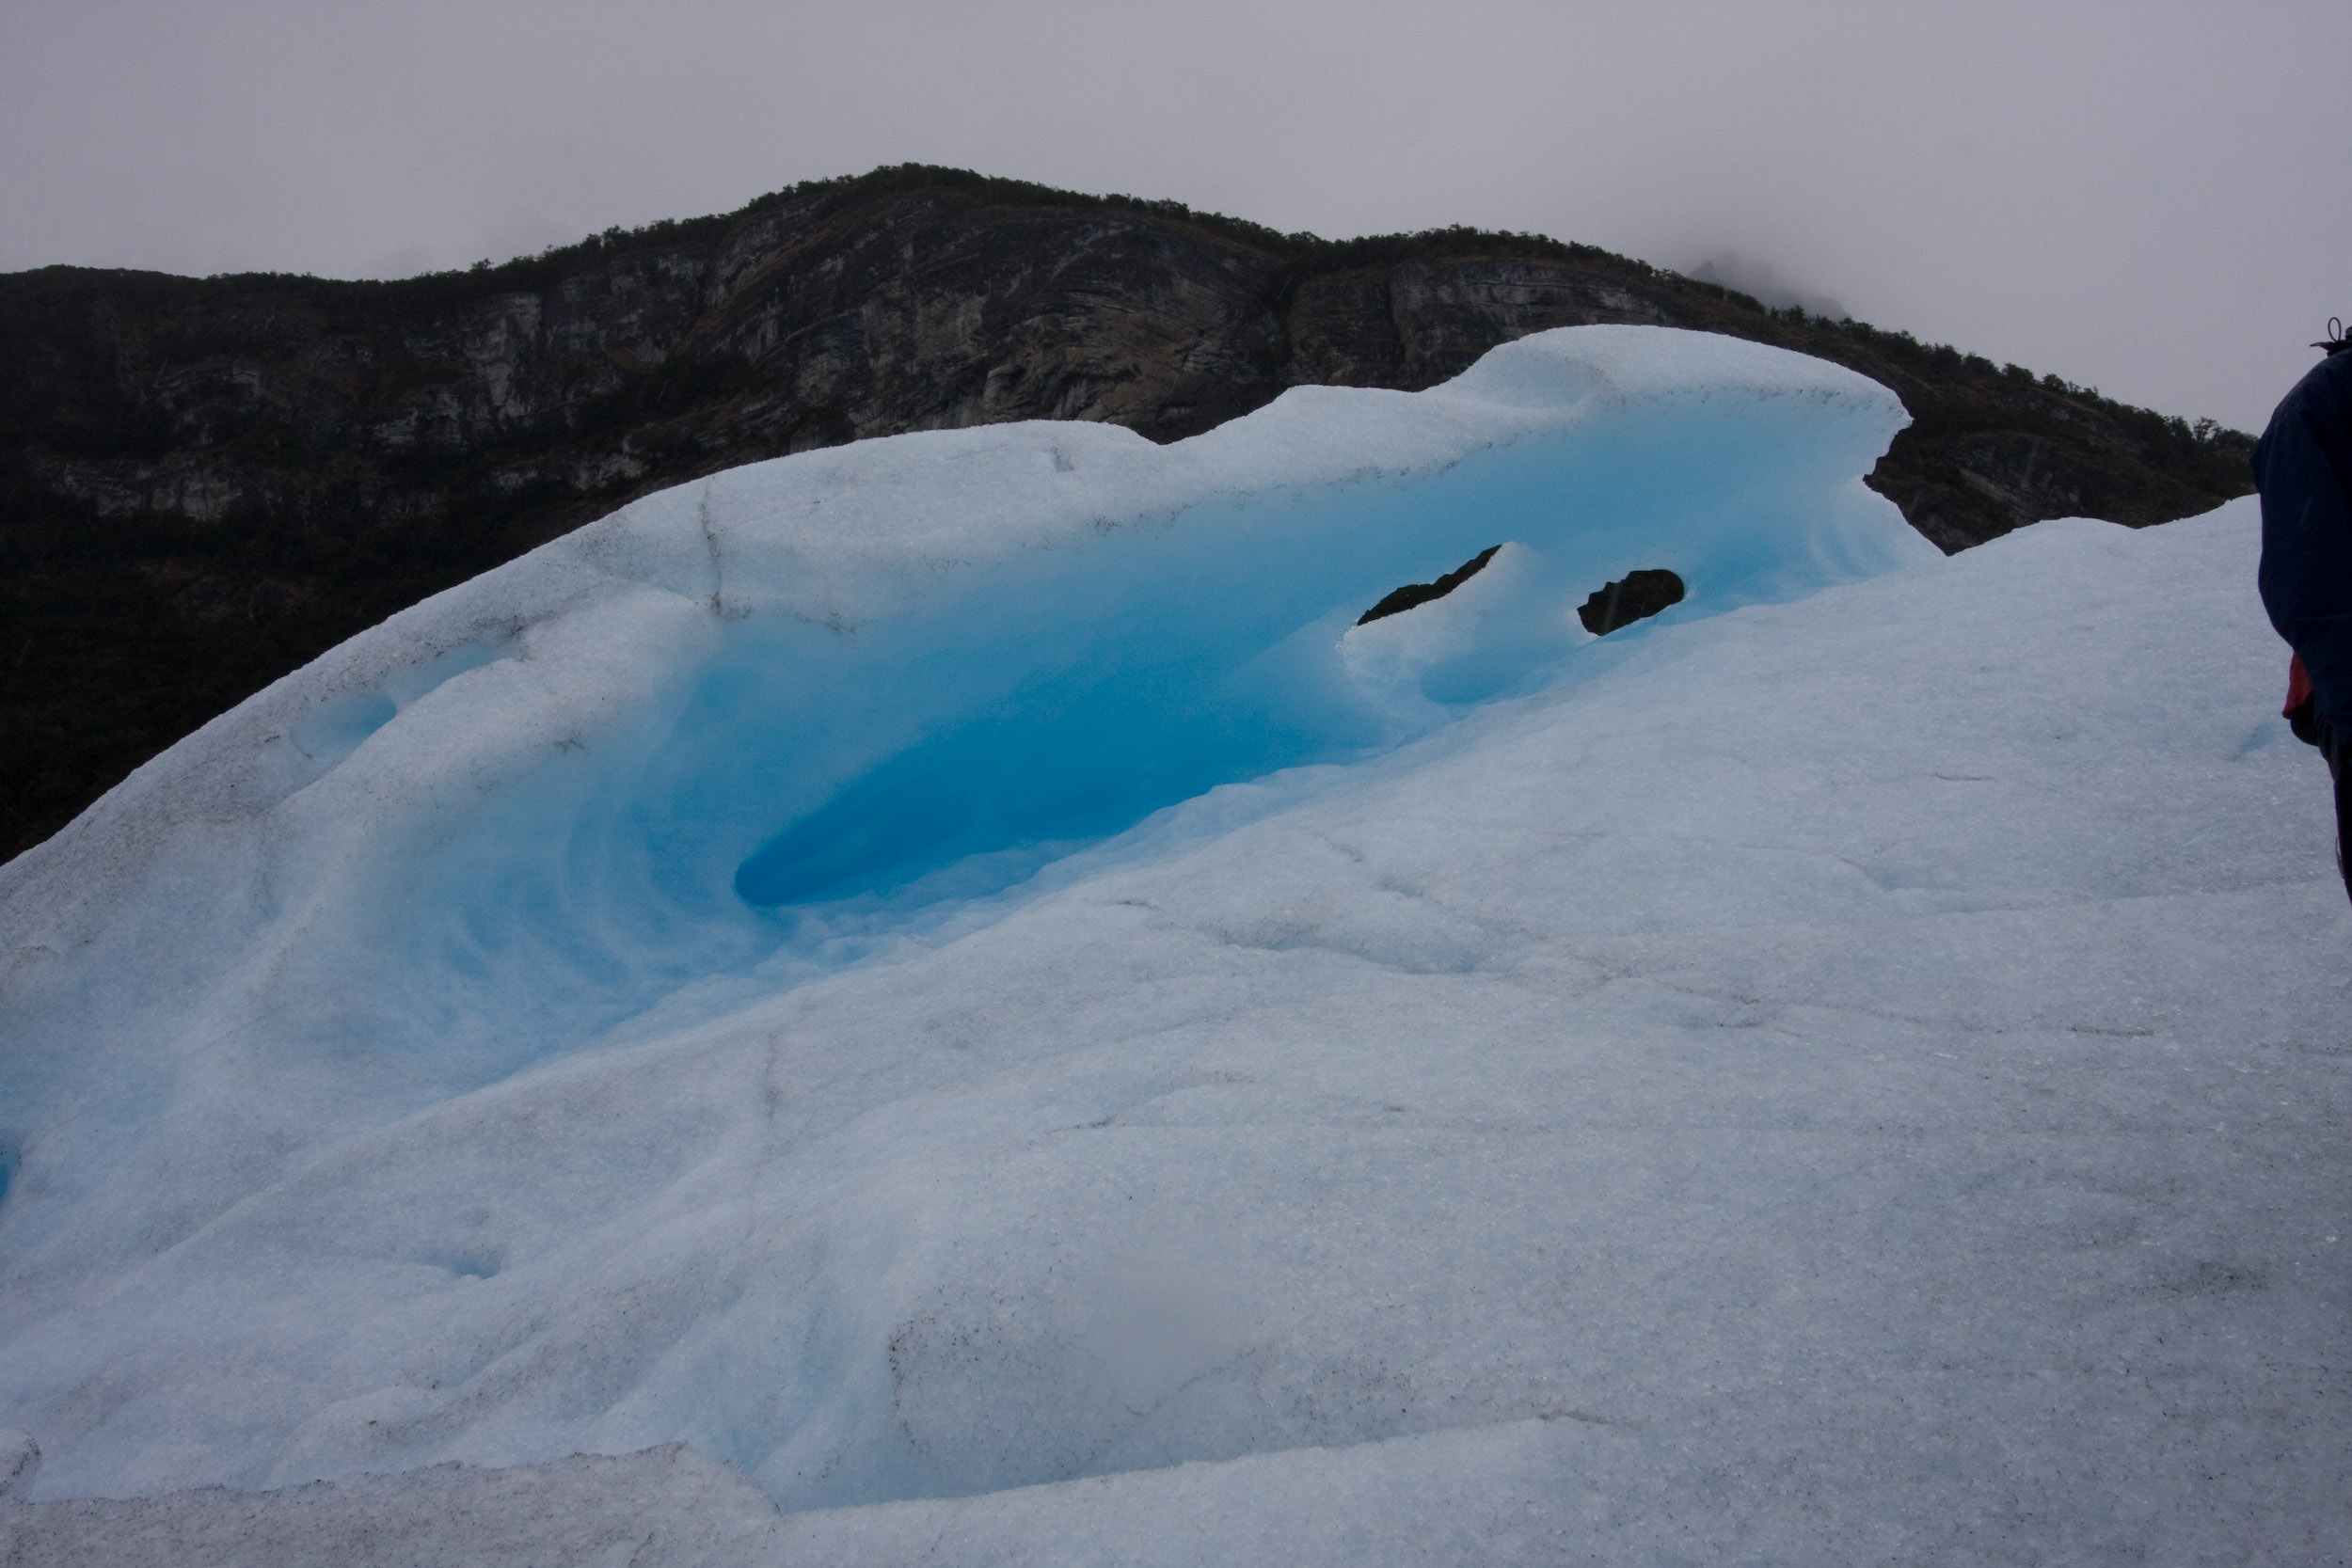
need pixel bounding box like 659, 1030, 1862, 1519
2256, 319, 2352, 904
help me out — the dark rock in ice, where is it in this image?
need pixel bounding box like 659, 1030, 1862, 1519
1577, 569, 1685, 635
1357, 546, 1502, 626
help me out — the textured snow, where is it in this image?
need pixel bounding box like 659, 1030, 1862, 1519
1, 325, 2345, 1563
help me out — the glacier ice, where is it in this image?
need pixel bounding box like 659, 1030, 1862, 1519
0, 325, 1921, 1259
0, 326, 2346, 1561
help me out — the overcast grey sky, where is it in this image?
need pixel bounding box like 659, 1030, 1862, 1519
3, 0, 2344, 434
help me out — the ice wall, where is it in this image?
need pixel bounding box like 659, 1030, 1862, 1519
0, 326, 1941, 1507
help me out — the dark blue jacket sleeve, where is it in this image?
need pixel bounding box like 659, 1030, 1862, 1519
2256, 351, 2352, 729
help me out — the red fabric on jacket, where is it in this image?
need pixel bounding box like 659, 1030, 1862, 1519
2288, 653, 2313, 719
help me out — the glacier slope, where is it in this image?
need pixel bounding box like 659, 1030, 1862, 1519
0, 327, 2344, 1560
3, 499, 2345, 1564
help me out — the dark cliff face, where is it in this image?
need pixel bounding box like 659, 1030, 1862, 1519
0, 165, 2256, 861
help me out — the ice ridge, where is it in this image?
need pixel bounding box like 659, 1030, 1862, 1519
0, 325, 1947, 1511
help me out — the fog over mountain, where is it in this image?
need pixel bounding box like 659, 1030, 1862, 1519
1683, 255, 1849, 325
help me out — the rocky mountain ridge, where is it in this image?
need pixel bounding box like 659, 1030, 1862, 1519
0, 165, 2256, 861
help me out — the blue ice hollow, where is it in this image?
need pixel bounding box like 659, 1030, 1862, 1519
0, 325, 1943, 1508
1, 326, 1930, 1090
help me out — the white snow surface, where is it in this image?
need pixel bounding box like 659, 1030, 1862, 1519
0, 325, 2346, 1562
